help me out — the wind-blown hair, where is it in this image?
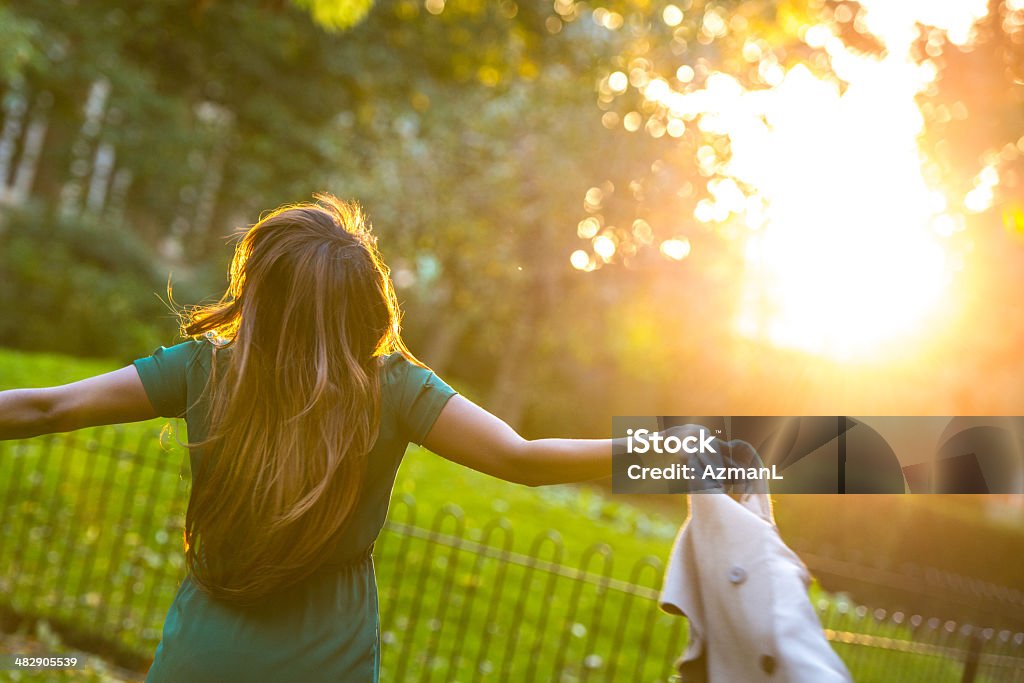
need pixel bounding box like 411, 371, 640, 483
180, 194, 408, 605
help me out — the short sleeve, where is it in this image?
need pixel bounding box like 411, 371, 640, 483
383, 354, 457, 445
133, 341, 203, 418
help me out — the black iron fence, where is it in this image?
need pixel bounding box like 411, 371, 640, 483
1, 430, 1023, 682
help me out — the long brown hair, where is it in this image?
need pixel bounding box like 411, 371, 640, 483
180, 194, 407, 605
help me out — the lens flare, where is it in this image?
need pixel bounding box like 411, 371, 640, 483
642, 3, 993, 359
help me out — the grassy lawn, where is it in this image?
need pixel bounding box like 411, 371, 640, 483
0, 348, 986, 681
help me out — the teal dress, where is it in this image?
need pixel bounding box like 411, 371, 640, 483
132, 340, 456, 682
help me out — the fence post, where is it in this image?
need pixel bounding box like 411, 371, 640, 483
960, 627, 982, 683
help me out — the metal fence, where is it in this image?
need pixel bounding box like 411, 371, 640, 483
1, 430, 1023, 682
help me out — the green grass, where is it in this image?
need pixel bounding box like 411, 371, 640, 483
0, 348, 988, 682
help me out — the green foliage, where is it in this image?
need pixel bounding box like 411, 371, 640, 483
0, 0, 643, 430
0, 6, 46, 85
0, 205, 177, 359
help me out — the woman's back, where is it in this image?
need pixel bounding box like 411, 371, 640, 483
136, 339, 455, 682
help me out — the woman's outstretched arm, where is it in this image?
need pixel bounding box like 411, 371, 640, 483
422, 394, 620, 487
0, 366, 157, 440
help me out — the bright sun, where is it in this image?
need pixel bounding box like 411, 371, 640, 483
587, 0, 1003, 361
723, 55, 955, 360
680, 0, 994, 360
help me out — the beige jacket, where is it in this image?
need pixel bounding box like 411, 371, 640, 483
659, 492, 852, 683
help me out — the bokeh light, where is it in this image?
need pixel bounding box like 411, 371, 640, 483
570, 249, 591, 270
660, 237, 691, 261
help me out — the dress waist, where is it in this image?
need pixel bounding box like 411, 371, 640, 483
318, 543, 374, 571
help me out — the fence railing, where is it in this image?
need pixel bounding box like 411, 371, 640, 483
1, 430, 1023, 682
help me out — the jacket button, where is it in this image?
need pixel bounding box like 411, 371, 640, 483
760, 655, 776, 674
727, 565, 747, 584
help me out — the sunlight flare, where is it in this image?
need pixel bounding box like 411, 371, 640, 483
642, 3, 996, 359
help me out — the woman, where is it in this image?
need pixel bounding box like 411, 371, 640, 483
0, 195, 620, 682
